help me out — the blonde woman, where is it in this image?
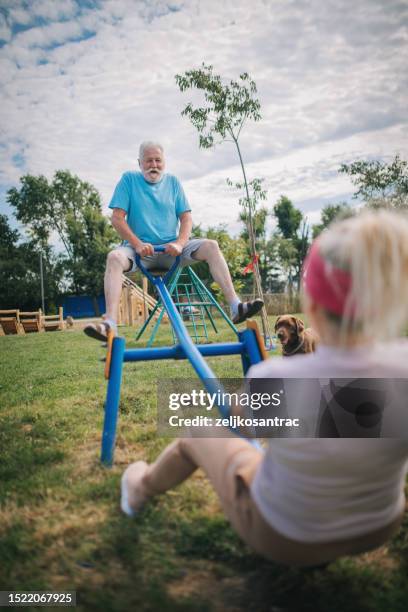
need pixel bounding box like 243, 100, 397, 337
120, 210, 408, 566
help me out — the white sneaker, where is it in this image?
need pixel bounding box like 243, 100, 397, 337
120, 461, 150, 516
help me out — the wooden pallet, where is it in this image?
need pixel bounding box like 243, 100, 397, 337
20, 311, 42, 333
42, 307, 64, 331
0, 316, 20, 335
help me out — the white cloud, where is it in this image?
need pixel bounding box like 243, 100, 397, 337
183, 123, 408, 233
9, 0, 78, 24
12, 19, 84, 48
7, 8, 31, 26
0, 0, 407, 236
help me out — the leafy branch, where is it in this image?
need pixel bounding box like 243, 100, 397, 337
175, 64, 272, 342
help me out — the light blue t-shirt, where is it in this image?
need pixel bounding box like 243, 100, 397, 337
108, 171, 191, 244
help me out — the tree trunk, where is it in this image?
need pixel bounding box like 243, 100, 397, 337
234, 139, 272, 346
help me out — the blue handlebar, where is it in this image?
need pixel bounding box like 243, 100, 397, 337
135, 244, 180, 284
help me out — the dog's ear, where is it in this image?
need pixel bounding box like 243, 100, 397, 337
294, 317, 305, 335
274, 316, 282, 331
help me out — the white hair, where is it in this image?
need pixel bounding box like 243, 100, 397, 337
139, 141, 164, 159
317, 209, 408, 340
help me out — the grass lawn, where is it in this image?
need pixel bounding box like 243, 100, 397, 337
1, 317, 407, 612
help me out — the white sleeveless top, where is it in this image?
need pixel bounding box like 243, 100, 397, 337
248, 341, 408, 542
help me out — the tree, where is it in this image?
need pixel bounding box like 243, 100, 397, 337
268, 235, 298, 293
0, 214, 61, 310
7, 170, 117, 302
273, 196, 309, 291
184, 224, 248, 303
0, 213, 19, 251
274, 195, 302, 239
229, 176, 268, 235
263, 238, 286, 293
175, 64, 272, 342
64, 205, 117, 313
239, 204, 270, 291
205, 226, 248, 301
339, 155, 408, 209
312, 203, 354, 239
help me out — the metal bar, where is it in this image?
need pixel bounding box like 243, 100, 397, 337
135, 248, 180, 285
203, 303, 218, 333
101, 336, 126, 466
123, 342, 244, 362
188, 267, 238, 335
39, 252, 45, 313
146, 306, 166, 348
189, 288, 200, 342
135, 299, 161, 340
148, 295, 263, 450
238, 328, 263, 374
137, 266, 182, 343
133, 248, 263, 448
188, 268, 218, 333
154, 277, 232, 418
174, 301, 214, 306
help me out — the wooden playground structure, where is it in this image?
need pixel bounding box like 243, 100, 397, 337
117, 274, 166, 327
0, 274, 163, 336
0, 307, 65, 335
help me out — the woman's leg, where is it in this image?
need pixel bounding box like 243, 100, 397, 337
123, 437, 405, 566
125, 436, 262, 530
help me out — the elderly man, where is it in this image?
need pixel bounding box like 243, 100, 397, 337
84, 141, 263, 340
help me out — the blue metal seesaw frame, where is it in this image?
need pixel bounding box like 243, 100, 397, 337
101, 247, 269, 465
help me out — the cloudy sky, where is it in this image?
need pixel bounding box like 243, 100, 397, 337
1, 0, 407, 237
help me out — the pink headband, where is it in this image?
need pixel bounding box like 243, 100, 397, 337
302, 242, 354, 317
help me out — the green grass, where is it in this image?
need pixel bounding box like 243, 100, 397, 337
1, 318, 408, 612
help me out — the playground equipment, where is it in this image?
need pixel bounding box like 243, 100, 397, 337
0, 310, 20, 335
42, 307, 65, 331
20, 310, 43, 333
0, 307, 64, 335
101, 248, 268, 466
136, 265, 237, 345
118, 274, 166, 327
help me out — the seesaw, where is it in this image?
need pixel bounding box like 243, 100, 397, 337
101, 247, 268, 465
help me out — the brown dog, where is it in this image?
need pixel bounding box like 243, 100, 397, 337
274, 315, 318, 356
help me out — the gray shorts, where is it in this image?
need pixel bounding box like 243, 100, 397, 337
116, 238, 206, 273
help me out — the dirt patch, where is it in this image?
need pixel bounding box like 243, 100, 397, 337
355, 544, 400, 573
167, 560, 248, 611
